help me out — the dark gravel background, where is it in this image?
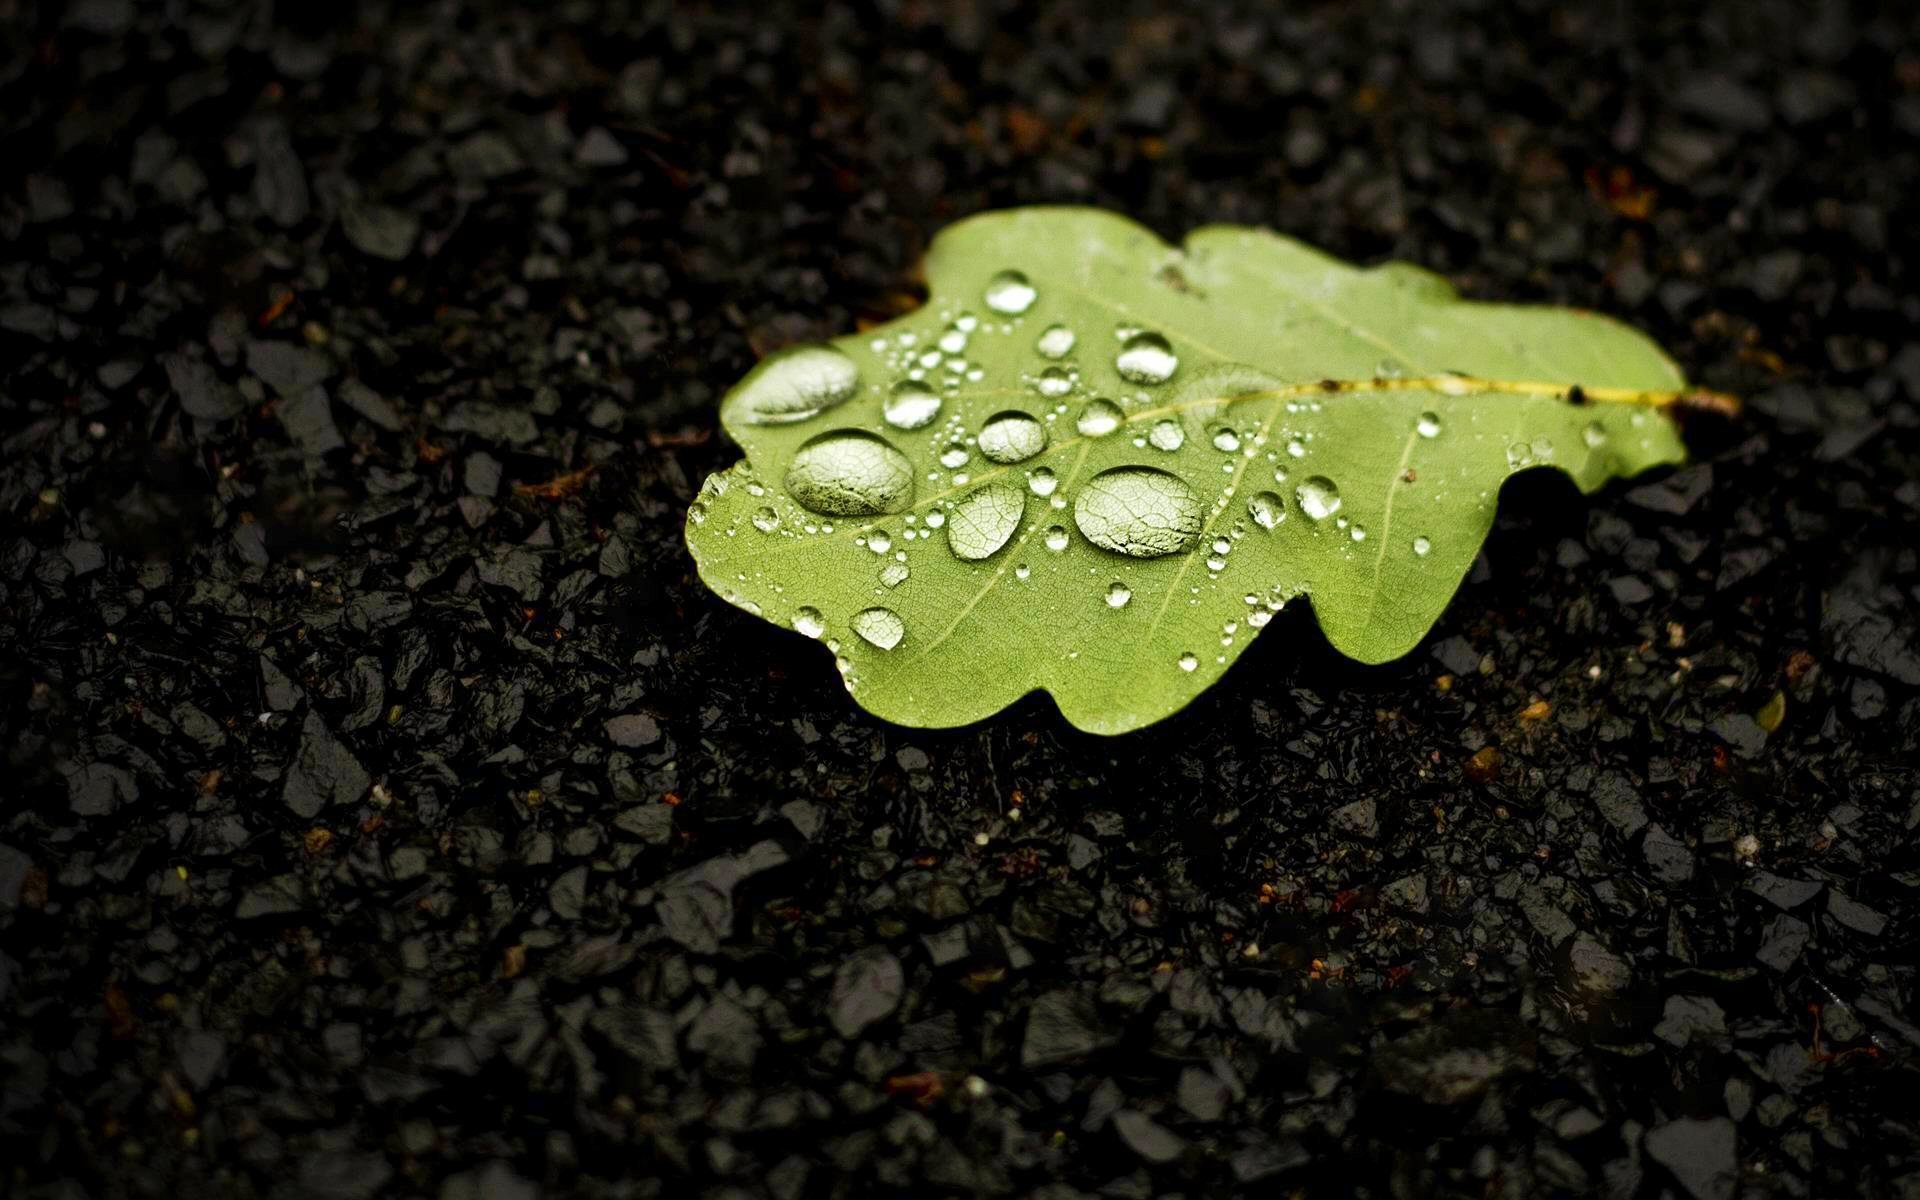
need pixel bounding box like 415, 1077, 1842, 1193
4, 1, 1920, 1197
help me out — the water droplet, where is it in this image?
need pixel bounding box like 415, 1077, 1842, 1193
1416, 411, 1442, 438
1531, 436, 1555, 460
1377, 357, 1408, 379
1412, 535, 1432, 557
751, 506, 780, 533
1044, 525, 1069, 551
1349, 524, 1367, 542
687, 501, 707, 525
785, 431, 915, 516
884, 379, 943, 429
1248, 491, 1285, 529
1295, 475, 1341, 521
1582, 420, 1608, 448
1206, 555, 1226, 571
1014, 563, 1031, 580
880, 562, 910, 587
1105, 581, 1132, 608
867, 529, 892, 554
1115, 331, 1178, 384
728, 344, 859, 425
1211, 426, 1242, 452
793, 607, 826, 638
1028, 467, 1058, 497
1285, 438, 1306, 458
1074, 467, 1204, 558
1272, 466, 1289, 484
947, 480, 1026, 560
1178, 651, 1199, 672
1148, 419, 1185, 451
938, 326, 968, 355
923, 509, 946, 529
1506, 442, 1530, 467
1076, 398, 1123, 436
1035, 366, 1075, 398
851, 606, 905, 650
984, 269, 1037, 315
939, 444, 970, 470
1036, 324, 1076, 359
977, 411, 1049, 463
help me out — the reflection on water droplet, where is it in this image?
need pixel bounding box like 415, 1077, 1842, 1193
1028, 467, 1058, 497
851, 606, 905, 650
884, 379, 943, 429
1074, 467, 1203, 558
867, 529, 892, 554
1035, 366, 1074, 398
1077, 398, 1123, 436
977, 411, 1048, 463
1296, 475, 1341, 521
1178, 651, 1198, 672
1036, 324, 1076, 359
940, 444, 970, 469
1417, 411, 1442, 438
1582, 420, 1608, 448
730, 344, 860, 424
880, 562, 910, 587
947, 480, 1025, 560
1106, 581, 1132, 608
793, 607, 826, 638
1044, 525, 1069, 551
1148, 419, 1185, 451
1412, 535, 1432, 557
1211, 426, 1242, 452
752, 506, 780, 533
786, 431, 915, 516
1115, 331, 1178, 384
1248, 491, 1285, 529
984, 269, 1037, 315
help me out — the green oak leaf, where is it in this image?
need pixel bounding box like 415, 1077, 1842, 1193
686, 207, 1724, 735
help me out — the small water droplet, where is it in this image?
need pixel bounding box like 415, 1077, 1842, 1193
1285, 438, 1306, 458
884, 379, 943, 429
793, 607, 826, 638
687, 500, 708, 525
1028, 467, 1058, 497
1412, 535, 1432, 557
1177, 651, 1199, 672
1105, 581, 1132, 608
729, 344, 860, 425
751, 506, 780, 533
923, 509, 946, 529
1206, 555, 1226, 571
1076, 398, 1123, 437
1248, 491, 1286, 529
977, 411, 1049, 463
1014, 563, 1031, 580
947, 480, 1026, 560
1074, 467, 1203, 558
1437, 374, 1471, 396
984, 269, 1037, 315
867, 529, 892, 554
1531, 436, 1555, 459
1506, 442, 1531, 466
1350, 524, 1367, 542
1115, 331, 1178, 384
1296, 475, 1341, 521
786, 431, 915, 516
1377, 357, 1407, 379
1044, 525, 1069, 551
938, 326, 968, 355
1148, 419, 1185, 451
1036, 324, 1076, 359
1272, 466, 1289, 484
1416, 411, 1442, 438
1211, 426, 1242, 452
1582, 420, 1608, 448
1035, 366, 1074, 398
880, 562, 910, 587
939, 444, 971, 469
851, 606, 905, 650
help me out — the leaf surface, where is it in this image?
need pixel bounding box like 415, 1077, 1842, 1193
686, 208, 1710, 734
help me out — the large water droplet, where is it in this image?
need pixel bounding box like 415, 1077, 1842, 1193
1076, 399, 1123, 437
793, 607, 826, 638
1148, 419, 1185, 451
851, 606, 905, 650
1248, 491, 1285, 529
752, 506, 780, 533
785, 431, 915, 516
1416, 411, 1442, 438
977, 411, 1049, 463
884, 379, 943, 429
1035, 366, 1074, 398
1115, 331, 1178, 384
1036, 324, 1076, 359
1582, 420, 1608, 448
947, 480, 1026, 560
984, 269, 1037, 315
1074, 467, 1203, 558
728, 345, 860, 425
1412, 535, 1432, 557
1295, 475, 1341, 521
867, 529, 892, 554
1106, 581, 1132, 608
